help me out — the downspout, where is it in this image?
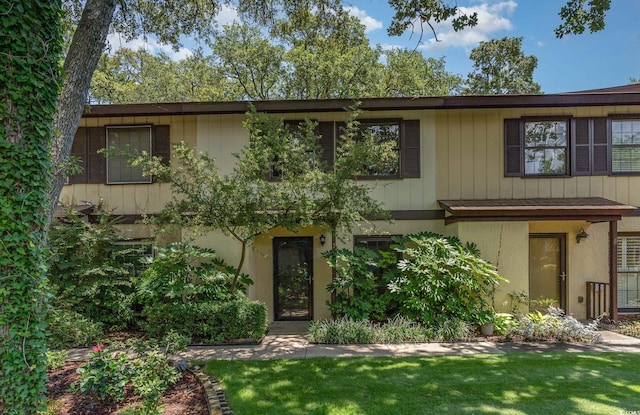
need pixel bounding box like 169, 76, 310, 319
610, 220, 618, 322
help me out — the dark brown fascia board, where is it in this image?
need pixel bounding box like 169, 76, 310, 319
444, 215, 626, 225
83, 93, 640, 118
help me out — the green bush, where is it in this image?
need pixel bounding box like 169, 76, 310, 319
136, 243, 251, 306
48, 212, 137, 331
324, 247, 398, 321
47, 309, 103, 349
389, 232, 506, 325
141, 299, 267, 343
308, 316, 436, 344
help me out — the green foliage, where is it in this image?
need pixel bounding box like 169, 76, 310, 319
72, 344, 130, 402
0, 0, 63, 412
45, 350, 69, 371
141, 299, 268, 343
48, 212, 137, 330
465, 37, 541, 95
555, 0, 611, 38
46, 309, 103, 349
308, 317, 378, 344
136, 243, 246, 306
619, 321, 640, 338
387, 0, 478, 38
324, 247, 398, 321
389, 232, 506, 326
128, 350, 181, 415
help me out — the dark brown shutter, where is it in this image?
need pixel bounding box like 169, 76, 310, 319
401, 120, 420, 178
152, 125, 170, 166
572, 118, 591, 175
592, 117, 608, 174
68, 127, 88, 184
86, 127, 106, 183
504, 119, 522, 176
317, 121, 334, 170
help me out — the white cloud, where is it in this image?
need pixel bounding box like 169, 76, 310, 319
215, 4, 240, 27
536, 41, 545, 47
420, 1, 517, 51
346, 6, 383, 33
106, 33, 193, 61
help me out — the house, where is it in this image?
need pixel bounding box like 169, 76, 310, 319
61, 85, 640, 322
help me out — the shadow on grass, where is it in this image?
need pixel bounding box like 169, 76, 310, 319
206, 352, 640, 415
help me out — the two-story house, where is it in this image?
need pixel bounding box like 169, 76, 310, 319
61, 85, 640, 322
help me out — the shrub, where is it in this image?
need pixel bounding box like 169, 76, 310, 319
308, 316, 438, 344
507, 307, 602, 343
389, 232, 506, 325
47, 308, 103, 349
45, 350, 69, 371
48, 211, 137, 330
72, 344, 129, 402
430, 318, 473, 342
141, 299, 267, 343
324, 247, 398, 321
128, 350, 181, 414
136, 243, 251, 306
619, 322, 640, 338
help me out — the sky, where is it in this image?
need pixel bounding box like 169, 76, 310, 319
107, 0, 640, 94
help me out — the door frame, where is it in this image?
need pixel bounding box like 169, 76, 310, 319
273, 237, 314, 321
529, 233, 567, 311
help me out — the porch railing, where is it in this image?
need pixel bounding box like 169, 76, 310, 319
586, 281, 610, 320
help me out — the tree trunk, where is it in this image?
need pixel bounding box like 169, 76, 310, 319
48, 0, 117, 223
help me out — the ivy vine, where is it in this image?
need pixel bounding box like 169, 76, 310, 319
0, 1, 63, 413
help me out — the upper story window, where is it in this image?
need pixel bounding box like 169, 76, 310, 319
523, 120, 568, 175
358, 121, 401, 177
107, 126, 152, 184
611, 119, 640, 173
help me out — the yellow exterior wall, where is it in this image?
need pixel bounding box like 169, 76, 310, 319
446, 221, 529, 314
436, 105, 640, 206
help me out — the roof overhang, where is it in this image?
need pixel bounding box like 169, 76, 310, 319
438, 198, 638, 225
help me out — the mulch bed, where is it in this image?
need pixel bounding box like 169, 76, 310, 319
46, 361, 209, 415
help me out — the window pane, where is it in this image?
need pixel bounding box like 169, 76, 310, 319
524, 121, 567, 147
612, 146, 640, 173
360, 122, 400, 176
107, 126, 151, 183
524, 148, 566, 174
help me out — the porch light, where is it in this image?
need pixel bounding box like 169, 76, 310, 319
576, 228, 589, 244
319, 234, 326, 246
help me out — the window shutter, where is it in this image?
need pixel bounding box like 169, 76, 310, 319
152, 125, 171, 166
504, 119, 522, 176
572, 118, 591, 175
86, 127, 106, 183
317, 121, 334, 170
68, 127, 88, 184
592, 117, 608, 174
401, 120, 420, 178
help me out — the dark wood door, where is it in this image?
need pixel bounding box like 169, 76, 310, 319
273, 237, 313, 320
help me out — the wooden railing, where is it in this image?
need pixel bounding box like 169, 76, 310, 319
586, 281, 610, 320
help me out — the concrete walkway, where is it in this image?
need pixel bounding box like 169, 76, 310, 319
66, 321, 640, 362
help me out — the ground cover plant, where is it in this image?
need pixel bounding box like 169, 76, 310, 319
206, 353, 640, 415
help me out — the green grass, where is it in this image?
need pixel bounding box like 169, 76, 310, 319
205, 353, 640, 415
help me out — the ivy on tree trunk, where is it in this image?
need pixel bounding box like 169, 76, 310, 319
0, 1, 63, 413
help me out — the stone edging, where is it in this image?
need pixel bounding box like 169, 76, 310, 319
191, 368, 233, 415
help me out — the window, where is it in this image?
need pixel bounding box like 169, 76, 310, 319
358, 121, 401, 177
618, 235, 640, 311
114, 240, 154, 278
523, 120, 568, 175
106, 126, 152, 184
611, 119, 640, 173
67, 125, 170, 185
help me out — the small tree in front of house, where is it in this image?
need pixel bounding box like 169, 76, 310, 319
134, 106, 391, 292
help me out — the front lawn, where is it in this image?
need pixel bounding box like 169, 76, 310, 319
205, 353, 640, 415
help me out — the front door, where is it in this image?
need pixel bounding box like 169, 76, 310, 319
529, 234, 567, 311
273, 237, 313, 320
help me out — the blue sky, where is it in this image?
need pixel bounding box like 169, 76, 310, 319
108, 1, 640, 94
345, 0, 640, 93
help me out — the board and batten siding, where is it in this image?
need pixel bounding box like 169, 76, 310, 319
435, 106, 640, 208
59, 115, 197, 215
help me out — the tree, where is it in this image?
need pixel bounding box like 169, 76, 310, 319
1, 1, 62, 412
135, 108, 390, 293
91, 48, 235, 104
555, 0, 611, 38
465, 37, 541, 95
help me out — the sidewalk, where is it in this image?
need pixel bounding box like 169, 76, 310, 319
66, 322, 640, 362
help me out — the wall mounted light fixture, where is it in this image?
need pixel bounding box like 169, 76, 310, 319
576, 228, 589, 244
319, 234, 326, 246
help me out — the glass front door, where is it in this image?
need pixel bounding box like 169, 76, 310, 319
273, 237, 313, 320
529, 234, 566, 311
